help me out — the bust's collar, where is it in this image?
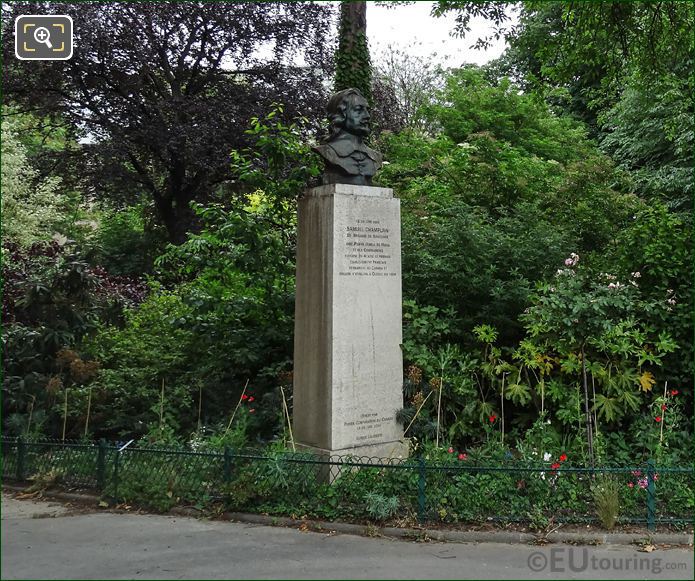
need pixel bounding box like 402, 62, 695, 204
327, 132, 379, 160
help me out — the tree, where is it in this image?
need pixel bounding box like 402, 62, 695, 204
430, 2, 694, 212
599, 72, 693, 213
372, 44, 446, 134
375, 67, 639, 346
335, 1, 372, 101
1, 110, 64, 246
428, 2, 692, 128
2, 2, 335, 243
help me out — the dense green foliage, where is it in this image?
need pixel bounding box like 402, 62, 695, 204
2, 3, 691, 486
377, 67, 639, 343
1, 112, 64, 246
78, 110, 319, 442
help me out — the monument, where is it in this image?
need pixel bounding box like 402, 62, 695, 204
293, 88, 407, 460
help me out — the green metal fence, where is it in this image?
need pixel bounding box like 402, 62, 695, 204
2, 437, 692, 531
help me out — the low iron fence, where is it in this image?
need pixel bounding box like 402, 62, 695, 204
2, 437, 692, 531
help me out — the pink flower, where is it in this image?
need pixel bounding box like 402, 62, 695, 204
670, 389, 679, 396
458, 453, 467, 461
564, 253, 579, 267
638, 478, 648, 489
628, 482, 634, 488
661, 404, 667, 411
249, 408, 256, 414
248, 396, 255, 402
448, 447, 454, 454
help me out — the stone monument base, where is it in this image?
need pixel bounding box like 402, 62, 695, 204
296, 440, 410, 483
293, 183, 407, 480
296, 439, 409, 461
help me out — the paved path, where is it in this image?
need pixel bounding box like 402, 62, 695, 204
2, 493, 692, 580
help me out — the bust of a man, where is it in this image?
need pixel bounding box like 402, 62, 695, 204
312, 88, 383, 186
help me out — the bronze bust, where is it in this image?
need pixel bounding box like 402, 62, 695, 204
313, 88, 383, 186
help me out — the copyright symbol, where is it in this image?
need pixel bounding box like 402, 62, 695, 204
527, 551, 547, 572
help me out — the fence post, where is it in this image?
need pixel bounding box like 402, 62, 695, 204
223, 447, 233, 485
96, 439, 106, 490
16, 436, 26, 481
417, 456, 426, 523
646, 459, 656, 532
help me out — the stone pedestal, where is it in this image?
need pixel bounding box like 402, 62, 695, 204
293, 183, 407, 460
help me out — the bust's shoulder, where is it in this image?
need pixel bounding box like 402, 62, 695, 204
312, 143, 340, 164
363, 145, 383, 164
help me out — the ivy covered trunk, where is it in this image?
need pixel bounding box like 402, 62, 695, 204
335, 1, 372, 101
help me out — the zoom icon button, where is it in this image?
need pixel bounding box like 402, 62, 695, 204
15, 15, 73, 60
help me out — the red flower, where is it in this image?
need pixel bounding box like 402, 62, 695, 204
661, 404, 667, 411
447, 447, 454, 454
249, 408, 256, 413
559, 453, 568, 462
488, 414, 497, 423
655, 416, 662, 422
248, 396, 255, 402
670, 389, 679, 396
550, 462, 561, 470
241, 394, 248, 401
458, 453, 467, 461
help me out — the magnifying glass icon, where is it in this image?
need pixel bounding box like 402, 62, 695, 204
33, 26, 53, 49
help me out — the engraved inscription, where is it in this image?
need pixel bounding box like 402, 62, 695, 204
339, 217, 398, 278
344, 412, 394, 442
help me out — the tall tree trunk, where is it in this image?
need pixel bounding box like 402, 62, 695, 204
335, 1, 372, 101
155, 190, 198, 245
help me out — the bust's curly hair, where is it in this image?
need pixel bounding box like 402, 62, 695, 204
325, 88, 366, 142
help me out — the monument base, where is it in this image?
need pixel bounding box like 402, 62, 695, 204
293, 183, 407, 471
296, 439, 410, 461
296, 440, 410, 483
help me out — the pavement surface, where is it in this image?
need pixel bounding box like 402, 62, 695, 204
2, 492, 693, 580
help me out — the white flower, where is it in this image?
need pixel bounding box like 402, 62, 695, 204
631, 271, 641, 278
543, 452, 552, 461
563, 253, 580, 267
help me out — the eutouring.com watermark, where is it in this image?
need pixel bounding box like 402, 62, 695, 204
527, 548, 689, 575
